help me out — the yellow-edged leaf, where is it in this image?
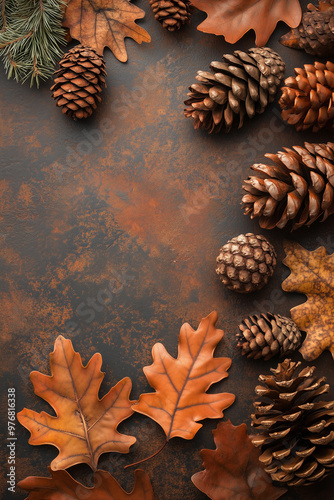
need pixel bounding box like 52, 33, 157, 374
282, 240, 334, 361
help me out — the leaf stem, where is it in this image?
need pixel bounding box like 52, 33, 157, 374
124, 441, 167, 469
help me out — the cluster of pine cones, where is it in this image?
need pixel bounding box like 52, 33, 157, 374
49, 0, 334, 492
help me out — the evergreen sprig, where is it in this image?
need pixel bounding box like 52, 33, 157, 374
0, 0, 67, 87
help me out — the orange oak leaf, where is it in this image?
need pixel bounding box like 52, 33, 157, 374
63, 0, 151, 62
17, 336, 136, 471
132, 311, 235, 441
192, 421, 287, 500
282, 240, 334, 361
190, 0, 302, 46
18, 467, 156, 500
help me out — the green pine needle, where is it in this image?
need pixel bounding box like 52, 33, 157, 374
0, 0, 67, 87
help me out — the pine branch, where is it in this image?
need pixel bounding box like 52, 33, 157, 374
0, 0, 67, 87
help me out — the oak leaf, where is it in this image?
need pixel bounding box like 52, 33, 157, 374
192, 421, 287, 500
18, 467, 156, 500
132, 311, 235, 441
282, 240, 334, 361
190, 0, 302, 46
17, 336, 136, 471
63, 0, 151, 62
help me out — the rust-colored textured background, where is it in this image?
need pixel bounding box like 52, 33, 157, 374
1, 1, 334, 499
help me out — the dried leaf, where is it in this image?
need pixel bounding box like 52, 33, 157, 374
132, 311, 235, 440
190, 0, 302, 46
192, 421, 287, 500
282, 240, 334, 361
63, 0, 151, 62
17, 336, 136, 471
18, 467, 156, 500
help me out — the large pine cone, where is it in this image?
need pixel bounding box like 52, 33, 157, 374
279, 61, 334, 131
216, 233, 277, 293
51, 45, 106, 120
242, 142, 334, 230
237, 313, 302, 360
252, 359, 334, 486
149, 0, 191, 31
184, 47, 285, 133
280, 0, 334, 57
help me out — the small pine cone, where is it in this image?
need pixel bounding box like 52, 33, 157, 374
149, 0, 191, 31
279, 61, 334, 132
280, 0, 334, 57
51, 45, 106, 120
184, 47, 285, 133
237, 313, 302, 360
242, 142, 334, 231
252, 359, 334, 486
216, 233, 277, 294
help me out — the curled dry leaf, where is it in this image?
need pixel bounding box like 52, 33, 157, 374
18, 467, 156, 500
192, 421, 287, 500
17, 336, 136, 471
190, 0, 302, 46
63, 0, 151, 62
282, 240, 334, 361
132, 311, 235, 441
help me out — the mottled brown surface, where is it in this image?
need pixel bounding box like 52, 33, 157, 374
0, 1, 334, 499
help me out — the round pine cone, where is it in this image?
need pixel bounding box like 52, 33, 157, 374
149, 0, 191, 31
279, 61, 334, 132
184, 47, 285, 133
237, 313, 302, 360
252, 359, 334, 486
51, 45, 106, 120
216, 233, 277, 293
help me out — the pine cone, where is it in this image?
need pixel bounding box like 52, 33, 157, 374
237, 313, 302, 360
279, 61, 334, 132
149, 0, 191, 31
280, 0, 334, 57
251, 359, 334, 486
242, 142, 334, 231
51, 45, 106, 120
216, 233, 277, 294
184, 47, 285, 133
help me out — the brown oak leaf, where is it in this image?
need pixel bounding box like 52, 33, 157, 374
190, 0, 302, 46
282, 240, 334, 361
192, 421, 287, 500
132, 311, 235, 441
18, 467, 156, 500
17, 336, 136, 471
63, 0, 151, 62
